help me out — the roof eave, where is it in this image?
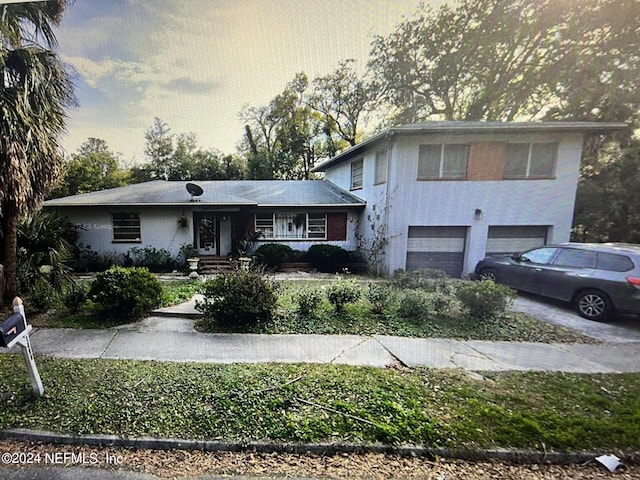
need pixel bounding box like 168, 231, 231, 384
45, 202, 258, 208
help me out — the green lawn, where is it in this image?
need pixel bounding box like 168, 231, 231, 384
1, 356, 638, 451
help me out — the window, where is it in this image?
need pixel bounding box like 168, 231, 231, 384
374, 149, 388, 184
112, 212, 141, 242
350, 158, 363, 189
553, 248, 597, 268
418, 143, 469, 180
520, 247, 558, 264
255, 213, 274, 238
504, 142, 557, 179
254, 213, 327, 240
307, 214, 326, 239
596, 253, 634, 272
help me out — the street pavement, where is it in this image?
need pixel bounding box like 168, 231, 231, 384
1, 294, 639, 373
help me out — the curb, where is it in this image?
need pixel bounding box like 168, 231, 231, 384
2, 429, 636, 465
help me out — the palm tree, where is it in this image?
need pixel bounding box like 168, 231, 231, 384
0, 1, 74, 303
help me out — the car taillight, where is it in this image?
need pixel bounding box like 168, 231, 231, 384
627, 276, 640, 288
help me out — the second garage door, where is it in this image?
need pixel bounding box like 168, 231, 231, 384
486, 226, 549, 256
406, 226, 467, 277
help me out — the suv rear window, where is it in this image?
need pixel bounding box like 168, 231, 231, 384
596, 252, 634, 272
553, 248, 597, 268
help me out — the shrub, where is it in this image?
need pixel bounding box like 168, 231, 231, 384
255, 243, 294, 269
177, 243, 198, 269
89, 266, 163, 319
294, 287, 324, 317
63, 282, 89, 313
129, 246, 173, 272
306, 244, 350, 273
27, 281, 55, 312
396, 289, 460, 319
325, 278, 361, 312
17, 211, 76, 297
392, 268, 447, 290
196, 270, 278, 328
365, 283, 393, 314
71, 242, 99, 273
455, 280, 516, 319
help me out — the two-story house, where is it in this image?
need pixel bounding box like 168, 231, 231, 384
313, 122, 626, 277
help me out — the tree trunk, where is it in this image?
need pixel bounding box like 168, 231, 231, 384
1, 200, 18, 304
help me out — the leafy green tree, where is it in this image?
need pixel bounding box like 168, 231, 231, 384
50, 138, 130, 198
573, 139, 640, 243
310, 59, 370, 155
0, 1, 74, 302
241, 73, 326, 179
133, 118, 245, 182
368, 0, 571, 123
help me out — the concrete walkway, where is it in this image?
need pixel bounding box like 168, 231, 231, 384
2, 295, 639, 373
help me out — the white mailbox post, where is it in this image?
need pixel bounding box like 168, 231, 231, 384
0, 297, 44, 396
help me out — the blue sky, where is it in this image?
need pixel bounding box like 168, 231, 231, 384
53, 0, 427, 165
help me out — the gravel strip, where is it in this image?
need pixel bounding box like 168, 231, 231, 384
2, 440, 638, 479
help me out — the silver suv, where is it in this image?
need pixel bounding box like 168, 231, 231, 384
474, 242, 640, 321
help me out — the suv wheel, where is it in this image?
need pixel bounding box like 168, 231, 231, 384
479, 268, 498, 282
574, 289, 612, 321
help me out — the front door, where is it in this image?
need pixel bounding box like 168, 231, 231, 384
194, 213, 219, 255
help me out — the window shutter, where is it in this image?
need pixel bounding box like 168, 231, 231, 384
327, 212, 347, 241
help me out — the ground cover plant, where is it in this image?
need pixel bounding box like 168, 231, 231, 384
195, 270, 594, 343
0, 357, 638, 452
26, 268, 594, 343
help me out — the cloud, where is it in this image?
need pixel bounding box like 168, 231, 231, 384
164, 77, 219, 95
63, 56, 154, 91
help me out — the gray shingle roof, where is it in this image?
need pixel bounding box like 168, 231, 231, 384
312, 121, 628, 172
45, 180, 365, 207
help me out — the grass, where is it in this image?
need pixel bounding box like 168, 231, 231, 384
1, 356, 638, 451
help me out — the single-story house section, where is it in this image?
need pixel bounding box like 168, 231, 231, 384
45, 180, 365, 260
312, 121, 626, 277
46, 121, 626, 277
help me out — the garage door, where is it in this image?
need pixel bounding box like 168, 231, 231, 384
486, 226, 548, 256
406, 226, 467, 277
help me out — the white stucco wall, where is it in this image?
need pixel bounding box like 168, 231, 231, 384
53, 206, 360, 262
55, 206, 194, 260
327, 131, 584, 276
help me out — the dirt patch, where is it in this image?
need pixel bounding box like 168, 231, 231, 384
1, 440, 638, 479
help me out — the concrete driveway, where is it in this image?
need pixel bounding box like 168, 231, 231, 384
512, 292, 640, 343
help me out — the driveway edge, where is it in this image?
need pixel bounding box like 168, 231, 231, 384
2, 428, 636, 465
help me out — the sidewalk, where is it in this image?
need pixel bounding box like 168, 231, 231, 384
2, 296, 639, 373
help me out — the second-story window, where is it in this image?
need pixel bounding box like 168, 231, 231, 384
375, 149, 388, 185
350, 158, 363, 189
503, 142, 557, 179
418, 143, 469, 180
